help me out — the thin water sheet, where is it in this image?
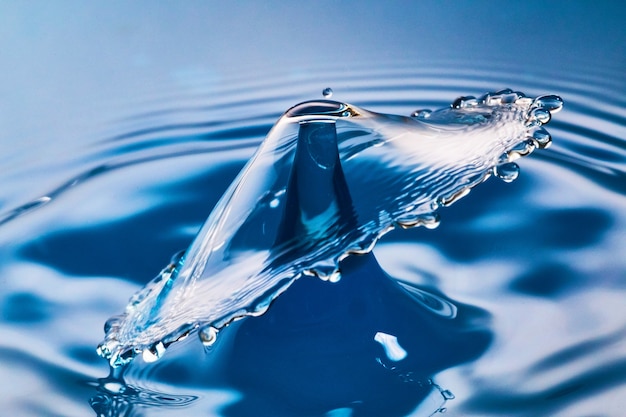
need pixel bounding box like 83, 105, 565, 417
98, 90, 563, 367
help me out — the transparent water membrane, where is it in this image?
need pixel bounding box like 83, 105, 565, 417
97, 90, 563, 368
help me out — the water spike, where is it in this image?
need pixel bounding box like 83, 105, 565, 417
275, 120, 357, 252
97, 91, 563, 368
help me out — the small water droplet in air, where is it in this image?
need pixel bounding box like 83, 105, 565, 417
200, 326, 218, 346
322, 87, 333, 98
269, 198, 280, 208
494, 162, 520, 183
441, 390, 455, 400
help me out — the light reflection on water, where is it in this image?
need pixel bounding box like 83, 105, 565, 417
0, 58, 624, 416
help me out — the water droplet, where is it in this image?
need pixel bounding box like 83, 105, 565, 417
494, 162, 520, 183
269, 198, 280, 208
529, 108, 551, 124
533, 94, 563, 113
322, 87, 333, 98
500, 93, 519, 104
200, 326, 218, 346
529, 126, 552, 149
396, 212, 440, 229
438, 407, 447, 413
451, 96, 476, 109
439, 187, 471, 207
507, 139, 536, 161
441, 390, 455, 400
327, 270, 341, 283
411, 109, 432, 118
142, 341, 165, 363
170, 249, 185, 265
104, 316, 120, 333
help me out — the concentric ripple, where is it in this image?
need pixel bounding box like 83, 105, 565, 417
1, 60, 624, 417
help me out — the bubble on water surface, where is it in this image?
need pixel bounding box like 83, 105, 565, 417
97, 90, 563, 368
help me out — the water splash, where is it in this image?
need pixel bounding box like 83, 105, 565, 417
97, 90, 562, 367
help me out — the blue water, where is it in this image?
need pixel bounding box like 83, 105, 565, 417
1, 2, 625, 417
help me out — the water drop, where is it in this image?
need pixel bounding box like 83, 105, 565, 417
327, 270, 341, 283
438, 407, 447, 413
494, 162, 519, 183
396, 212, 440, 229
322, 87, 333, 98
305, 259, 341, 282
529, 108, 551, 124
200, 326, 218, 347
500, 93, 519, 104
269, 198, 280, 208
507, 139, 535, 161
142, 341, 165, 363
451, 96, 475, 109
104, 316, 120, 333
411, 109, 432, 118
529, 126, 552, 149
533, 94, 563, 113
439, 187, 471, 207
441, 390, 455, 400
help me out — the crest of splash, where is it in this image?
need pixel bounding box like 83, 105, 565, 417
98, 90, 562, 367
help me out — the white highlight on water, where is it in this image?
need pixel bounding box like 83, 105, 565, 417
374, 331, 408, 361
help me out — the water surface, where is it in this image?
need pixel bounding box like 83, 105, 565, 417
1, 3, 625, 416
